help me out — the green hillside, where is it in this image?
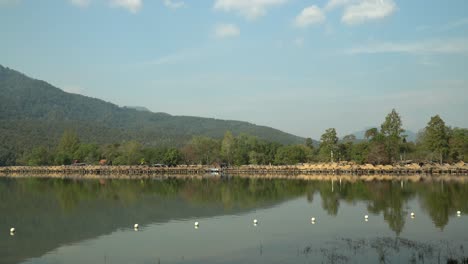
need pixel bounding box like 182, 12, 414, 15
0, 65, 304, 160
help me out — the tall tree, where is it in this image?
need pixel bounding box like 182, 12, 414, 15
57, 129, 80, 155
448, 128, 468, 162
319, 128, 338, 162
221, 131, 235, 165
55, 129, 80, 165
423, 115, 449, 164
381, 109, 405, 162
381, 109, 404, 138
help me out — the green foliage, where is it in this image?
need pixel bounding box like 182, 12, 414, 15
381, 109, 405, 162
163, 148, 182, 166
381, 109, 404, 138
319, 128, 338, 162
274, 145, 312, 165
184, 136, 221, 165
19, 146, 53, 166
74, 143, 100, 164
422, 115, 449, 163
221, 131, 235, 165
448, 128, 468, 162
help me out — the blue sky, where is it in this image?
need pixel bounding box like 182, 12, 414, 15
1, 0, 467, 139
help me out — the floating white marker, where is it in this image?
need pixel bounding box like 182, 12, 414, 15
457, 211, 461, 216
253, 219, 258, 225
311, 217, 316, 222
364, 215, 369, 219
134, 224, 139, 229
10, 228, 15, 234
410, 212, 415, 218
194, 222, 199, 227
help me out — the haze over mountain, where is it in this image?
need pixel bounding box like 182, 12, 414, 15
0, 65, 304, 156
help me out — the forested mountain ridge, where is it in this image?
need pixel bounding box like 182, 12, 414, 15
0, 65, 304, 156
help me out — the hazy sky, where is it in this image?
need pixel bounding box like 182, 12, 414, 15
1, 0, 467, 139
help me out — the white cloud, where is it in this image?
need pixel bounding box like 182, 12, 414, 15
70, 0, 90, 8
214, 23, 240, 39
163, 0, 186, 9
294, 5, 325, 28
213, 0, 287, 20
347, 38, 468, 55
342, 0, 396, 25
110, 0, 142, 13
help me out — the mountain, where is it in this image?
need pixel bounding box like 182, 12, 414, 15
0, 65, 304, 156
351, 128, 418, 142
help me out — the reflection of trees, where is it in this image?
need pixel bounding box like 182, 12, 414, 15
318, 181, 340, 216
365, 182, 413, 235
418, 182, 468, 230
309, 180, 467, 235
1, 177, 467, 239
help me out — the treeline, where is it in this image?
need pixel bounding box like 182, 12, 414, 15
8, 109, 468, 166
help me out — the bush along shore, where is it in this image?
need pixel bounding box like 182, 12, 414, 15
0, 162, 467, 180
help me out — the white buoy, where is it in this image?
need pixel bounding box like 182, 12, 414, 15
194, 221, 199, 227
253, 219, 258, 224
457, 211, 461, 216
311, 217, 316, 222
364, 215, 369, 219
10, 227, 15, 234
410, 212, 415, 218
134, 224, 139, 229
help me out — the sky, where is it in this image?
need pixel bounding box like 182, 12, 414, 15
1, 0, 467, 139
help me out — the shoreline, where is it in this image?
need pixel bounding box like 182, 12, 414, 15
0, 163, 467, 181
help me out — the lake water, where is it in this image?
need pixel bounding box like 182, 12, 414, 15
0, 177, 467, 264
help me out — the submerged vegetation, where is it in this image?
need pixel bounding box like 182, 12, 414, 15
7, 109, 467, 167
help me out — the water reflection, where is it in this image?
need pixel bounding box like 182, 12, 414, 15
0, 177, 467, 264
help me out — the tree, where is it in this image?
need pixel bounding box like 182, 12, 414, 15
305, 138, 314, 149
381, 109, 405, 162
365, 128, 379, 140
74, 143, 100, 164
342, 134, 356, 143
186, 136, 220, 165
163, 148, 182, 166
57, 129, 80, 154
55, 129, 80, 165
448, 128, 468, 162
221, 131, 235, 165
423, 115, 449, 164
20, 146, 52, 166
114, 141, 143, 165
274, 145, 311, 165
319, 128, 338, 162
381, 109, 404, 138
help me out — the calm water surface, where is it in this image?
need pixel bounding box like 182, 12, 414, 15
0, 177, 467, 264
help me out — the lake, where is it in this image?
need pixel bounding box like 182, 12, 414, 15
0, 177, 467, 264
